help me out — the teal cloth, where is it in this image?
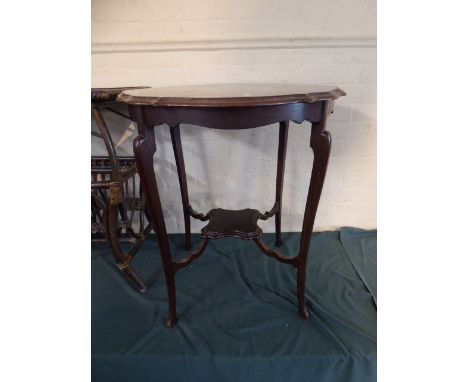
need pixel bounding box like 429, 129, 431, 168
92, 230, 377, 382
340, 227, 377, 305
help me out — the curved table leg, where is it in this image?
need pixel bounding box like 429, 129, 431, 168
132, 108, 177, 327
297, 101, 333, 319
275, 121, 289, 247
170, 124, 192, 250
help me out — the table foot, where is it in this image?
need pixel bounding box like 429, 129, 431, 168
299, 307, 310, 320
165, 316, 177, 328
116, 262, 147, 293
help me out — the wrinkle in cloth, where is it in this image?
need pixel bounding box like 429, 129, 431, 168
92, 230, 377, 382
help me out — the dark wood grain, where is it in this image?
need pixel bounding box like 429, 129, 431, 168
253, 238, 298, 266
201, 208, 264, 240
296, 100, 333, 319
131, 106, 178, 327
275, 121, 289, 247
170, 125, 192, 250
139, 103, 324, 130
123, 84, 345, 326
172, 238, 210, 272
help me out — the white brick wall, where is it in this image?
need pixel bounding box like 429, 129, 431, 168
92, 0, 376, 233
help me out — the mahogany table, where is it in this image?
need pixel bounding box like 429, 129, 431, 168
118, 84, 346, 327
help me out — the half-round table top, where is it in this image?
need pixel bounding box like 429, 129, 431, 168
91, 87, 149, 103
117, 84, 345, 107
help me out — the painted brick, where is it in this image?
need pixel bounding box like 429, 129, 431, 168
92, 0, 376, 232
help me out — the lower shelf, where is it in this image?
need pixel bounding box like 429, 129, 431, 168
201, 208, 264, 240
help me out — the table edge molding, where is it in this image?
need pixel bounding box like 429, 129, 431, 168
117, 88, 346, 107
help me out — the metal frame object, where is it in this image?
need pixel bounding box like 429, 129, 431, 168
91, 87, 151, 292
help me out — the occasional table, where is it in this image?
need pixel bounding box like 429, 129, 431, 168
118, 84, 346, 327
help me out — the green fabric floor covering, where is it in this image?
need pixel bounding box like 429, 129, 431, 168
339, 228, 377, 305
92, 229, 377, 382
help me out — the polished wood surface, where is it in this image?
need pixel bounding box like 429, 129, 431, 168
123, 84, 345, 327
170, 124, 192, 250
275, 121, 288, 246
118, 84, 345, 107
201, 208, 264, 240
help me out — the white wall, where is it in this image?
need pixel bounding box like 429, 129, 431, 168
91, 0, 376, 233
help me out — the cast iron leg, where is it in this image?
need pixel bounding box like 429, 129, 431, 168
170, 124, 192, 250
92, 106, 128, 225
106, 187, 147, 293
297, 101, 333, 319
275, 121, 289, 247
93, 104, 147, 291
132, 107, 177, 327
92, 106, 119, 174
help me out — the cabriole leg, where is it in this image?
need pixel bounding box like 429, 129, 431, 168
132, 106, 177, 327
297, 101, 333, 319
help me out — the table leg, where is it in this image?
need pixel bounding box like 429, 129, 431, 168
275, 121, 289, 247
170, 124, 192, 250
132, 107, 177, 327
297, 101, 333, 319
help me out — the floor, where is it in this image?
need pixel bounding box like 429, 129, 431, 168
92, 229, 376, 382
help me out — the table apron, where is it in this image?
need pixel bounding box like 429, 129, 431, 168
131, 101, 329, 129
